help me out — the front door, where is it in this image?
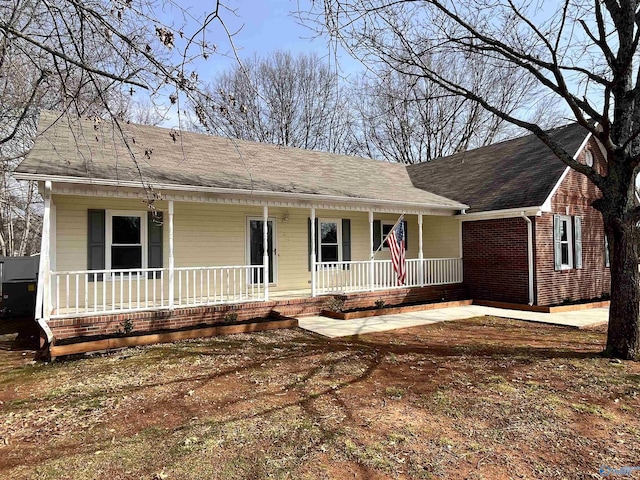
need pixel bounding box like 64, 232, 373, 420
247, 218, 275, 284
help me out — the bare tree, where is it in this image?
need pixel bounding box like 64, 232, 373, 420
306, 0, 640, 359
351, 60, 557, 164
0, 0, 238, 255
197, 51, 359, 155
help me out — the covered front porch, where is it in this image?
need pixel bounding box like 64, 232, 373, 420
37, 182, 465, 323
46, 257, 463, 318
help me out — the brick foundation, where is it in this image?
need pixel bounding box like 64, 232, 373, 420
48, 284, 469, 341
335, 284, 468, 310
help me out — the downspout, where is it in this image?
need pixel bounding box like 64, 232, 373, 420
521, 212, 535, 306
37, 314, 54, 349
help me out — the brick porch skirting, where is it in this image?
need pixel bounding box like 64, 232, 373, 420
47, 283, 468, 341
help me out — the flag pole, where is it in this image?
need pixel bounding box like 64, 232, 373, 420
370, 213, 405, 259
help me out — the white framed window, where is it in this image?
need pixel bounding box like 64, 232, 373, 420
106, 210, 147, 271
557, 215, 573, 269
381, 221, 395, 250
554, 215, 582, 270
318, 219, 342, 262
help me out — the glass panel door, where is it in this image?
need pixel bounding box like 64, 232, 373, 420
248, 219, 275, 284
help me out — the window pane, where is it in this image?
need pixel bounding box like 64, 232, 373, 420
112, 246, 142, 269
382, 224, 393, 247
321, 245, 339, 262
321, 222, 338, 243
113, 216, 141, 244
560, 220, 568, 242
561, 243, 569, 266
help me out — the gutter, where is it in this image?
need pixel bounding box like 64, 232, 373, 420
460, 206, 543, 221
521, 212, 535, 306
15, 172, 469, 213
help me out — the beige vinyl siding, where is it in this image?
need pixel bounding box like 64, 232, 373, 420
53, 195, 167, 272
422, 216, 461, 258
369, 214, 460, 260
52, 195, 461, 293
174, 203, 313, 290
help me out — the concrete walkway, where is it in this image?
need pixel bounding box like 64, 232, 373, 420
297, 305, 609, 338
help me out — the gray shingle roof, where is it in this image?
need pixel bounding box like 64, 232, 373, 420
406, 123, 589, 213
16, 111, 467, 211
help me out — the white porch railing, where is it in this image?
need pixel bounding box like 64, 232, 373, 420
49, 265, 265, 318
47, 259, 461, 317
173, 266, 265, 307
314, 258, 463, 295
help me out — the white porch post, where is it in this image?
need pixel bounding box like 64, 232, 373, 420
37, 181, 52, 321
168, 200, 175, 309
263, 205, 269, 300
310, 207, 316, 297
418, 213, 424, 286
369, 210, 375, 292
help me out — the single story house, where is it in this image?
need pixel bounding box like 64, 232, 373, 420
14, 112, 610, 344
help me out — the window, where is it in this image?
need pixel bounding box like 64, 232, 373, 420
553, 215, 582, 270
106, 211, 147, 270
375, 220, 408, 252
381, 221, 395, 250
559, 216, 572, 267
584, 150, 594, 167
319, 219, 341, 262
308, 218, 351, 270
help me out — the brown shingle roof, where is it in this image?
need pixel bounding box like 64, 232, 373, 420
16, 111, 467, 211
406, 123, 590, 213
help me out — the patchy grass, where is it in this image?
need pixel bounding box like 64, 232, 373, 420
0, 316, 639, 479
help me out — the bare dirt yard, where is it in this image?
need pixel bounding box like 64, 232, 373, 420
0, 316, 638, 479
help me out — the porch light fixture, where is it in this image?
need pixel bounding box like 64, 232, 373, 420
282, 212, 290, 223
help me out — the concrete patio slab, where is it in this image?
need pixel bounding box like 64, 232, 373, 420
297, 305, 609, 338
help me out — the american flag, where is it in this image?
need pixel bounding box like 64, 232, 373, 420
387, 221, 406, 285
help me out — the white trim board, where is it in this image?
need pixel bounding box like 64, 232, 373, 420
17, 173, 468, 213
540, 131, 592, 212
42, 182, 461, 217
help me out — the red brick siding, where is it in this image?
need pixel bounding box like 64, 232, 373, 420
48, 285, 468, 341
462, 218, 530, 304
534, 139, 610, 305
49, 297, 326, 341
336, 284, 468, 311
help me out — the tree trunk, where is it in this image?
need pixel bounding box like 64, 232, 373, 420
605, 218, 640, 360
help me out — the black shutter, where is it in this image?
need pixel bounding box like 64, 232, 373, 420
307, 217, 319, 271
148, 212, 163, 278
403, 220, 408, 249
88, 209, 105, 281
373, 220, 382, 251
342, 219, 351, 268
